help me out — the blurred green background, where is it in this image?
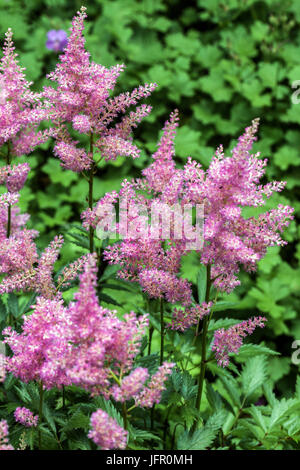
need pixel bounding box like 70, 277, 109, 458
0, 0, 299, 393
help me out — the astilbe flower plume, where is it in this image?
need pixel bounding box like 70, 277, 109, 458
169, 302, 213, 332
3, 253, 174, 413
0, 234, 64, 297
211, 316, 267, 367
0, 420, 14, 451
0, 169, 39, 278
57, 254, 150, 396
14, 407, 38, 427
0, 353, 6, 383
134, 362, 175, 408
3, 296, 72, 388
0, 29, 51, 156
44, 7, 156, 172
84, 112, 193, 306
88, 410, 127, 450
85, 112, 293, 334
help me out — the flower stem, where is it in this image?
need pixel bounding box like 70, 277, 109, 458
6, 142, 11, 238
88, 132, 95, 253
194, 265, 211, 417
160, 298, 164, 365
38, 381, 44, 450
148, 325, 154, 355
122, 402, 128, 431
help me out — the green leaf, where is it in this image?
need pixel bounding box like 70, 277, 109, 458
63, 409, 90, 432
234, 344, 280, 361
241, 356, 267, 398
0, 299, 7, 322
177, 410, 226, 450
248, 405, 267, 433
7, 293, 19, 319
197, 265, 207, 304
98, 293, 121, 307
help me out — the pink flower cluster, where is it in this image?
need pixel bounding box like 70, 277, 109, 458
0, 420, 14, 451
44, 7, 156, 172
0, 29, 50, 156
14, 407, 38, 427
134, 362, 174, 408
3, 254, 174, 416
88, 410, 127, 450
0, 353, 6, 383
83, 111, 293, 336
169, 302, 213, 332
211, 316, 267, 367
81, 112, 193, 308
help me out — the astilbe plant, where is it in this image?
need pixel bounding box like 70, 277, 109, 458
43, 6, 156, 253
85, 111, 294, 419
0, 6, 297, 452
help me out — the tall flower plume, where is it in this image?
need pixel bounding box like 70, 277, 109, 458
44, 7, 156, 172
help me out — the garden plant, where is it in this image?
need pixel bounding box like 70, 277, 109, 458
0, 1, 300, 452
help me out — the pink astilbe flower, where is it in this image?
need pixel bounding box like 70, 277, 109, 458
2, 254, 174, 409
111, 367, 149, 402
0, 228, 38, 275
142, 109, 179, 193
14, 407, 38, 427
211, 316, 267, 367
0, 235, 64, 297
44, 7, 156, 171
0, 420, 14, 451
61, 255, 149, 396
169, 302, 213, 332
0, 163, 30, 192
0, 353, 6, 382
134, 362, 174, 408
0, 29, 51, 156
35, 235, 64, 298
92, 114, 294, 299
88, 410, 127, 450
3, 297, 71, 388
56, 254, 89, 290
138, 269, 192, 306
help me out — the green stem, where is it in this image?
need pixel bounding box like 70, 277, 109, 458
160, 298, 164, 365
194, 265, 211, 416
6, 142, 11, 239
38, 381, 44, 450
122, 402, 128, 431
148, 325, 154, 355
62, 385, 66, 410
88, 132, 95, 253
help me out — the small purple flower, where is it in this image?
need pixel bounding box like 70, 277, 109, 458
46, 30, 68, 52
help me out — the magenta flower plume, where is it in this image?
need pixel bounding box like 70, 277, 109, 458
111, 367, 149, 402
0, 29, 51, 156
61, 254, 149, 396
134, 362, 174, 408
169, 302, 213, 332
0, 235, 65, 297
211, 316, 267, 367
3, 296, 71, 388
138, 269, 192, 305
0, 353, 6, 383
88, 410, 127, 450
91, 113, 294, 303
14, 407, 38, 427
0, 163, 30, 192
44, 7, 156, 172
0, 420, 14, 451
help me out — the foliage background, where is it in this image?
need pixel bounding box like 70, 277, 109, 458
0, 0, 299, 400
